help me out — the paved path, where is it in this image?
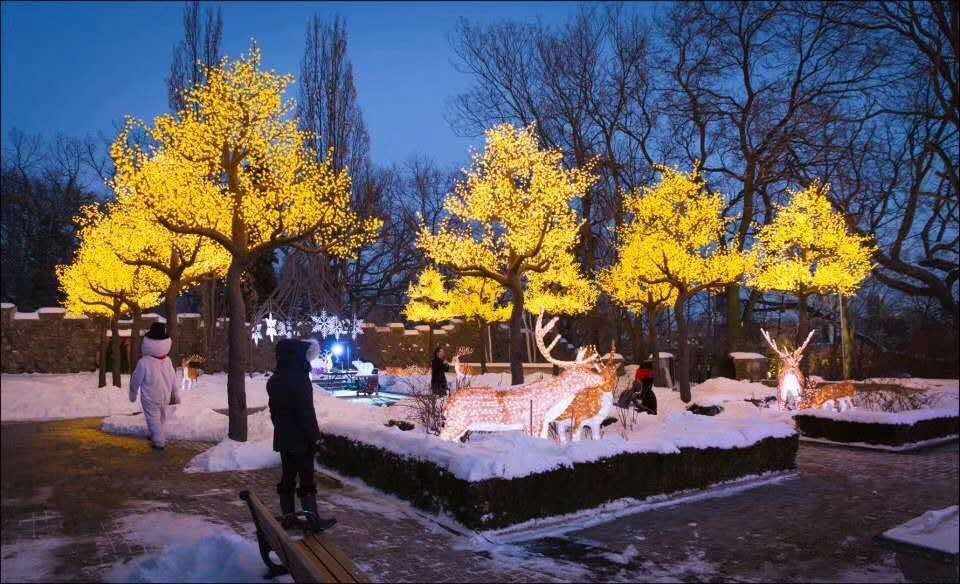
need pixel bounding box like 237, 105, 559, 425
1, 417, 957, 582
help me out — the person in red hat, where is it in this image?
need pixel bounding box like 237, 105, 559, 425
129, 322, 179, 449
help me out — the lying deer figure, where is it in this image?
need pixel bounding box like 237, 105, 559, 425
180, 354, 206, 391
761, 329, 814, 411
439, 314, 604, 442
553, 342, 619, 442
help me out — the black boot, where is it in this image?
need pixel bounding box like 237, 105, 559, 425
278, 491, 296, 528
299, 494, 337, 533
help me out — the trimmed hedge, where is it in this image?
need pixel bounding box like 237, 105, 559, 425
315, 432, 799, 530
794, 414, 959, 447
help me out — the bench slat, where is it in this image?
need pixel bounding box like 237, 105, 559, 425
292, 540, 340, 583
301, 537, 358, 583
314, 535, 370, 583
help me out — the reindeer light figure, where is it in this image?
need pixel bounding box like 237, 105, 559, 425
761, 329, 815, 411
439, 314, 606, 442
553, 342, 619, 442
451, 346, 474, 391
180, 354, 206, 391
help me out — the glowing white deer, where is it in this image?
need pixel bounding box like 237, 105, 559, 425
439, 314, 609, 441
761, 328, 815, 411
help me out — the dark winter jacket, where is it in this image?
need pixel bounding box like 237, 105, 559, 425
267, 339, 321, 453
430, 355, 450, 395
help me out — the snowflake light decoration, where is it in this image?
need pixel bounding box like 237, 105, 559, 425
263, 313, 278, 343
349, 317, 364, 340
251, 322, 263, 346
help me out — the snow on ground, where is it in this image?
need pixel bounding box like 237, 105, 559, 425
104, 506, 292, 584
0, 373, 140, 421
0, 372, 271, 422
688, 377, 776, 407
883, 505, 959, 555
0, 537, 71, 583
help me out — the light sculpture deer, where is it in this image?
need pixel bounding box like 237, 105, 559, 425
761, 328, 815, 411
439, 314, 608, 442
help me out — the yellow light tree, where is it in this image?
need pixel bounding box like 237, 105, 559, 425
404, 267, 453, 357
58, 210, 165, 387
619, 165, 752, 402
749, 181, 875, 348
84, 203, 230, 362
448, 276, 511, 373
598, 244, 677, 385
418, 123, 596, 384
111, 45, 380, 441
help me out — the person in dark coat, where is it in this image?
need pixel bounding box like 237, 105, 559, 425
267, 338, 336, 531
430, 346, 451, 396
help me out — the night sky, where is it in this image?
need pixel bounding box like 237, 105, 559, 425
0, 1, 599, 168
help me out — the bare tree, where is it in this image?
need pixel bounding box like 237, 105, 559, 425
166, 0, 223, 112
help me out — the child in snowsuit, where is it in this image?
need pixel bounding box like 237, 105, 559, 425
129, 323, 179, 449
267, 338, 336, 532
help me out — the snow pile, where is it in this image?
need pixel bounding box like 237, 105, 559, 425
690, 377, 777, 408
104, 509, 291, 583
0, 536, 71, 583
729, 352, 766, 360
883, 506, 959, 555
185, 410, 278, 473
102, 405, 231, 442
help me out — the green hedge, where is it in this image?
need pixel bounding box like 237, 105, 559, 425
315, 432, 799, 530
794, 414, 959, 447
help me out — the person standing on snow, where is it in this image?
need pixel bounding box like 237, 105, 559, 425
430, 346, 451, 396
129, 323, 179, 450
267, 338, 336, 532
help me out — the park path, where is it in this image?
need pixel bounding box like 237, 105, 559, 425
1, 417, 957, 582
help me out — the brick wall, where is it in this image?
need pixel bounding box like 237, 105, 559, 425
1, 304, 579, 374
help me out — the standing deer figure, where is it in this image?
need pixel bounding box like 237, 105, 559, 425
553, 342, 619, 442
439, 314, 605, 442
452, 346, 473, 390
180, 354, 206, 391
760, 329, 815, 411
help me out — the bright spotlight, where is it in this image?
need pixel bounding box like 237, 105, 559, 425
331, 343, 345, 356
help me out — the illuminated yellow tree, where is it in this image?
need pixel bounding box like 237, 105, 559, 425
598, 244, 677, 384
58, 211, 165, 387
111, 45, 380, 441
448, 276, 511, 373
418, 123, 596, 384
619, 165, 752, 402
749, 181, 875, 345
85, 203, 230, 361
404, 267, 454, 356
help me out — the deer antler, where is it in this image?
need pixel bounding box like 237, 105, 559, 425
794, 330, 816, 359
760, 328, 785, 357
535, 312, 599, 369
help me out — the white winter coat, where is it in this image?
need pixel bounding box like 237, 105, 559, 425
130, 336, 179, 447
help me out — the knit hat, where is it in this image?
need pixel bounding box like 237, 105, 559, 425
145, 322, 170, 340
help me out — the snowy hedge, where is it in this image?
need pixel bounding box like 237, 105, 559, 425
794, 412, 958, 448
314, 432, 799, 530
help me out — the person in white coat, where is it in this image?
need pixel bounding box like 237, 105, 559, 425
130, 323, 179, 449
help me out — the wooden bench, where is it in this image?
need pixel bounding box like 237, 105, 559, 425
239, 490, 368, 583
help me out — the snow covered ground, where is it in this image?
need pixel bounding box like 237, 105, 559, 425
103, 504, 292, 583
883, 505, 959, 555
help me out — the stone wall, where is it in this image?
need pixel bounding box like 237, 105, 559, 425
1, 304, 579, 374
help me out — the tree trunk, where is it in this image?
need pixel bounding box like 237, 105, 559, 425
165, 279, 180, 362
797, 294, 810, 345
647, 306, 659, 387
226, 262, 248, 442
427, 327, 434, 365
130, 305, 142, 367
627, 312, 646, 366
200, 278, 213, 356
674, 294, 691, 403
98, 320, 108, 388
476, 319, 487, 374
726, 283, 742, 352
840, 295, 854, 380
508, 282, 525, 385
110, 300, 122, 388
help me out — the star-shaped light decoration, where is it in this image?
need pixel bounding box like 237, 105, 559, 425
350, 316, 364, 340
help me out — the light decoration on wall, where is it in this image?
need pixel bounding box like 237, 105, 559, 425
438, 313, 615, 442
761, 328, 815, 411
253, 309, 364, 345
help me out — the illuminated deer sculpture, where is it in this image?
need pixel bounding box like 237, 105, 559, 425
761, 328, 815, 411
439, 314, 610, 442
